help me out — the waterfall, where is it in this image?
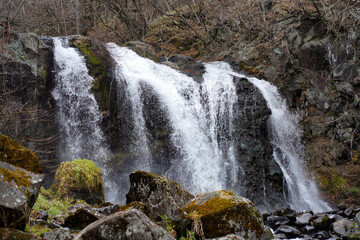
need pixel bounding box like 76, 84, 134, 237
52, 37, 113, 201
229, 72, 332, 213
54, 39, 330, 211
106, 44, 239, 198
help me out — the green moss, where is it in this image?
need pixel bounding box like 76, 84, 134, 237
25, 224, 52, 237
41, 67, 47, 79
51, 159, 104, 204
0, 135, 43, 174
70, 38, 106, 82
182, 190, 263, 239
32, 188, 79, 219
0, 167, 31, 188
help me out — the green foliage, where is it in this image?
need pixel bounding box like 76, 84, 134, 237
32, 187, 74, 219
179, 229, 196, 240
160, 215, 176, 236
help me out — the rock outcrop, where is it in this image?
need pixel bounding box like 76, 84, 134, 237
126, 171, 194, 222
51, 159, 104, 205
0, 135, 43, 230
182, 190, 265, 239
75, 209, 175, 240
0, 33, 58, 187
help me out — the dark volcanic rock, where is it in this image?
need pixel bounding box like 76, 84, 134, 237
232, 76, 285, 211
64, 207, 101, 230
313, 215, 332, 230
74, 209, 175, 240
275, 225, 301, 238
126, 171, 194, 222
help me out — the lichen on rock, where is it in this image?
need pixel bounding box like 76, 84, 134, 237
0, 135, 43, 174
182, 190, 265, 239
51, 159, 104, 205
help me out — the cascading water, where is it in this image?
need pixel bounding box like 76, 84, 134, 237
107, 44, 330, 212
107, 44, 240, 198
54, 38, 329, 211
52, 37, 113, 200
229, 72, 332, 213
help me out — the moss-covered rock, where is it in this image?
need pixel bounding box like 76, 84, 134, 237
69, 36, 110, 111
51, 159, 104, 205
70, 37, 106, 82
182, 190, 265, 239
0, 228, 35, 240
126, 171, 194, 223
0, 135, 44, 231
0, 135, 43, 174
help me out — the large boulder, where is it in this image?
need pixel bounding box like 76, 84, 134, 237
182, 190, 265, 239
126, 171, 194, 222
75, 209, 175, 240
51, 159, 104, 205
0, 135, 43, 230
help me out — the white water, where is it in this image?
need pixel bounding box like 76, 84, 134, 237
52, 38, 113, 200
228, 71, 332, 213
107, 43, 239, 194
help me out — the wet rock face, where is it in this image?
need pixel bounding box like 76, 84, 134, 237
0, 135, 43, 230
75, 209, 176, 240
232, 76, 285, 211
0, 33, 58, 187
126, 171, 194, 222
182, 190, 265, 239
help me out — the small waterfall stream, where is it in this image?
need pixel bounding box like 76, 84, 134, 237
229, 72, 332, 213
52, 38, 113, 200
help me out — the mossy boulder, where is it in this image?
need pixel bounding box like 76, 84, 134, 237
51, 159, 104, 205
182, 190, 265, 239
0, 135, 44, 231
126, 171, 194, 222
0, 228, 35, 240
0, 135, 43, 174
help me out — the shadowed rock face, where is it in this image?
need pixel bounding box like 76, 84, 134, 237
0, 33, 58, 187
231, 75, 285, 211
75, 209, 176, 240
126, 171, 194, 222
